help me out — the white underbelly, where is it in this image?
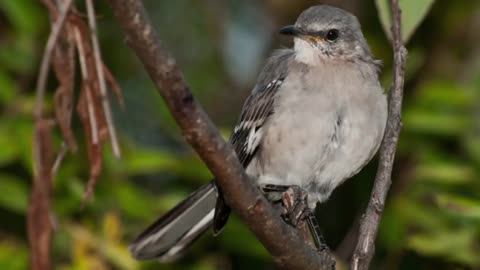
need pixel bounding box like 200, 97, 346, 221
248, 93, 385, 206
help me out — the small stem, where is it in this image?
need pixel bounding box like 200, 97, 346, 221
350, 0, 408, 269
34, 0, 74, 118
85, 0, 121, 158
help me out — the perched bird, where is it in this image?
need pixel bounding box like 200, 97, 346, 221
129, 5, 387, 261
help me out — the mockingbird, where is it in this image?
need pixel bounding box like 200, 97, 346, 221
129, 5, 387, 261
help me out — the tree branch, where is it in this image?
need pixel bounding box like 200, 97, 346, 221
105, 0, 335, 269
350, 0, 408, 269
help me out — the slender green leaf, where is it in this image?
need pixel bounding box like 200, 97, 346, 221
435, 193, 480, 221
0, 242, 28, 270
375, 0, 435, 42
0, 0, 44, 35
0, 71, 16, 104
407, 229, 480, 265
0, 175, 28, 213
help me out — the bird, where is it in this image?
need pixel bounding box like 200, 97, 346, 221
129, 4, 388, 262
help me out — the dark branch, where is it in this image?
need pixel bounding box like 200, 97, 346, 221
105, 0, 335, 269
350, 0, 408, 269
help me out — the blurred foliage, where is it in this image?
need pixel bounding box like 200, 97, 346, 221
0, 0, 480, 269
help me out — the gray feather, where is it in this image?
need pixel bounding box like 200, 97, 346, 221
129, 182, 218, 261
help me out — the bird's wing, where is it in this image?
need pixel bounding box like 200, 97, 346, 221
229, 77, 285, 166
213, 49, 293, 233
230, 49, 294, 166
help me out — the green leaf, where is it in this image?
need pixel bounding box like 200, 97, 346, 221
0, 118, 33, 169
123, 147, 179, 174
403, 109, 471, 136
0, 242, 28, 270
112, 182, 158, 220
407, 229, 480, 265
415, 162, 474, 184
375, 0, 435, 43
0, 42, 37, 73
0, 71, 16, 104
415, 81, 474, 109
379, 198, 408, 249
0, 122, 21, 165
435, 193, 480, 221
403, 80, 474, 136
0, 174, 28, 213
0, 0, 44, 35
396, 197, 447, 233
465, 135, 480, 165
110, 180, 189, 221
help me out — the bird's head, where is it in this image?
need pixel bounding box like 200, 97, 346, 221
280, 5, 373, 65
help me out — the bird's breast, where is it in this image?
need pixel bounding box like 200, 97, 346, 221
253, 64, 387, 205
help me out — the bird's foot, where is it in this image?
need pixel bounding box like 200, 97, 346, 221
280, 185, 308, 227
260, 184, 328, 251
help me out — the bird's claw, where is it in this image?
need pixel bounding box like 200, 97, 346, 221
281, 185, 308, 226
261, 184, 328, 252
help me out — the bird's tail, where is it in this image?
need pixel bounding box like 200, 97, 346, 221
129, 181, 218, 262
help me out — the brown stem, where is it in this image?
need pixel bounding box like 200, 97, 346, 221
85, 0, 121, 158
105, 0, 335, 268
350, 0, 408, 269
30, 1, 73, 269
34, 0, 74, 119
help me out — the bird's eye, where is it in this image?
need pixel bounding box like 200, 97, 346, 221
326, 29, 339, 41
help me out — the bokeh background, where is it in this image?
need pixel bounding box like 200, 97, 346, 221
1, 0, 479, 269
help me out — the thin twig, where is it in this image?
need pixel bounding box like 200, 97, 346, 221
74, 27, 89, 79
105, 0, 336, 269
85, 86, 100, 144
34, 0, 74, 118
74, 26, 99, 144
350, 0, 408, 269
52, 141, 68, 175
85, 0, 121, 158
103, 64, 125, 108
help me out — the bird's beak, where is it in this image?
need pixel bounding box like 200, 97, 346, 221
279, 25, 325, 43
279, 25, 303, 37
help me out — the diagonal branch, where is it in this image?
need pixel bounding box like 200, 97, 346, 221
105, 0, 335, 269
350, 0, 408, 269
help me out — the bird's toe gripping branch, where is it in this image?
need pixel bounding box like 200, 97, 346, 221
261, 184, 328, 252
